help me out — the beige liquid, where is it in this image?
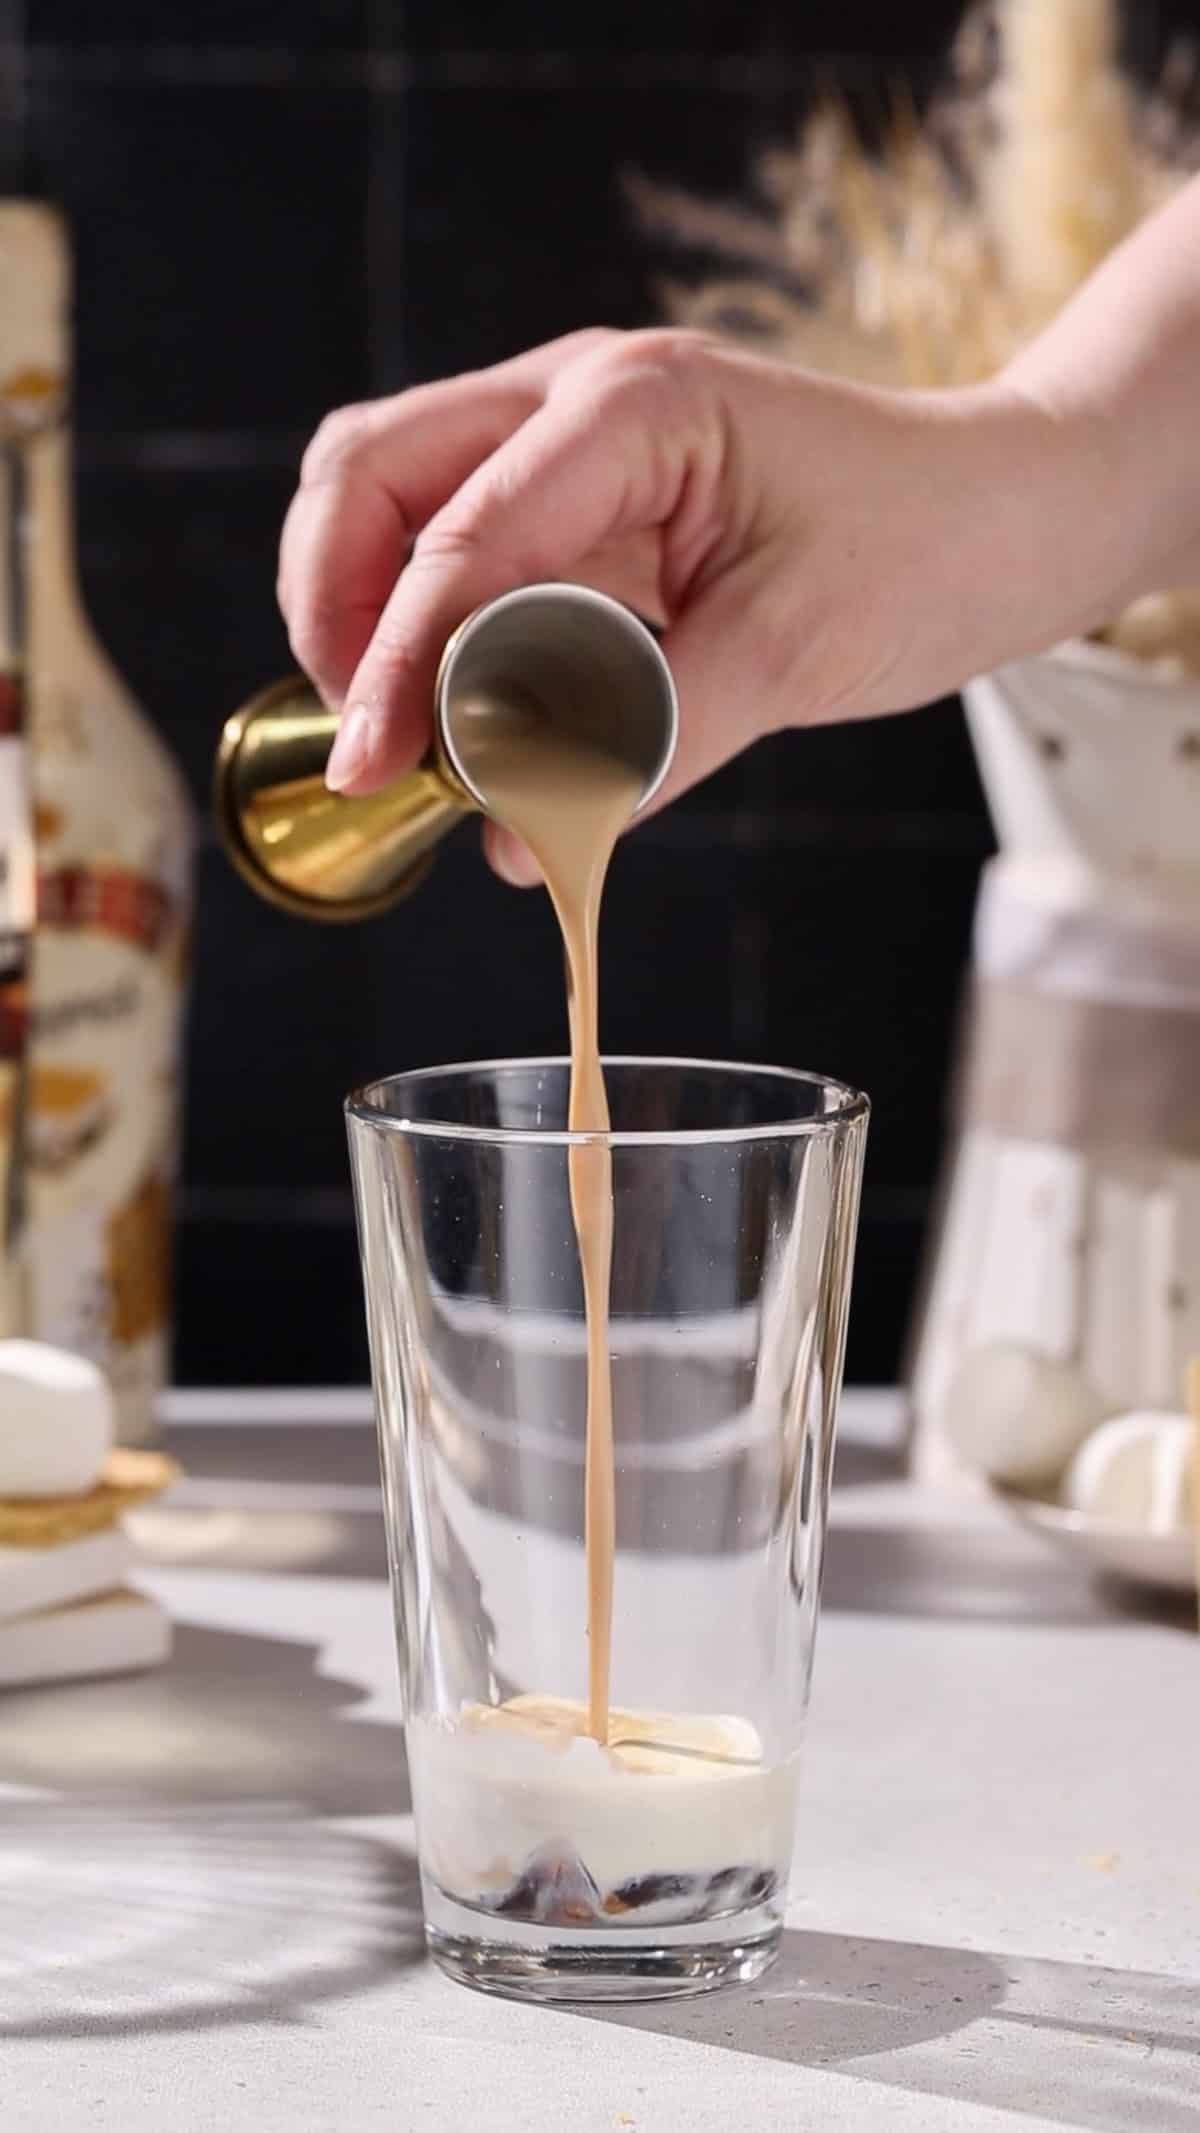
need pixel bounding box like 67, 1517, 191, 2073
451, 689, 642, 1741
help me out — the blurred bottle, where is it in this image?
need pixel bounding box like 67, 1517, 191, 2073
0, 448, 35, 1338
0, 200, 192, 1443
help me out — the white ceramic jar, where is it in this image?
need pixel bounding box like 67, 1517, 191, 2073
909, 639, 1200, 1490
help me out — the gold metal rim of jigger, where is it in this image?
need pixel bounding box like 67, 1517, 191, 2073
213, 675, 473, 923
213, 587, 679, 925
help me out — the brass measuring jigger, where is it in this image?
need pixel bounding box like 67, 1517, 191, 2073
214, 582, 679, 921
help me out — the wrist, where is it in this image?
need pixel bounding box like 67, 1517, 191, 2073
954, 374, 1149, 662
995, 339, 1200, 632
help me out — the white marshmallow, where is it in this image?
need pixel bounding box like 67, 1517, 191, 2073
1065, 1411, 1198, 1533
0, 1341, 114, 1497
942, 1342, 1110, 1488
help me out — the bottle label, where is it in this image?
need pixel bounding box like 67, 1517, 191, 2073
29, 690, 191, 1444
0, 671, 33, 1338
0, 934, 27, 1061
1, 206, 191, 1421
38, 864, 172, 955
0, 675, 36, 935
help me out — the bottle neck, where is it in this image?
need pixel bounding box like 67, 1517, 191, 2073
0, 422, 85, 684
27, 423, 84, 627
0, 445, 28, 679
0, 201, 78, 654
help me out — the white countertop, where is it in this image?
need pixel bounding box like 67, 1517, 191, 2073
2, 1391, 1197, 2133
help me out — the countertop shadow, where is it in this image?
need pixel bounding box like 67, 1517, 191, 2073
0, 1616, 417, 2043
830, 1439, 906, 1490
584, 1927, 1200, 2133
821, 1519, 1196, 1629
0, 1797, 422, 2043
0, 1618, 408, 1813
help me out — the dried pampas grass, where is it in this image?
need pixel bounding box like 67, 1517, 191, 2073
632, 0, 1200, 668
986, 0, 1145, 330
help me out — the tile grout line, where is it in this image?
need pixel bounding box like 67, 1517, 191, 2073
75, 430, 307, 473
6, 42, 936, 93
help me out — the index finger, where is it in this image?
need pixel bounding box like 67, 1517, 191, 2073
327, 356, 705, 792
278, 330, 617, 711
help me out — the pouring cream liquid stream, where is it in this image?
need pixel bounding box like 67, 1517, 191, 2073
409, 656, 796, 1952
452, 686, 641, 1739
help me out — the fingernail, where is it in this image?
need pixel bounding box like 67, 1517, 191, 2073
326, 704, 373, 792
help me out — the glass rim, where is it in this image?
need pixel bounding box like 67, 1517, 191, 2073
345, 1053, 869, 1149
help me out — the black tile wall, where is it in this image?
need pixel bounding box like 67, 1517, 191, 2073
74, 467, 295, 796
175, 1213, 367, 1387
28, 74, 370, 437
757, 837, 983, 1193
400, 2, 967, 61
391, 77, 809, 385
742, 701, 989, 826
11, 0, 1193, 1388
32, 2, 367, 48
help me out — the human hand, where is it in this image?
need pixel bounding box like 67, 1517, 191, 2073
278, 326, 1103, 883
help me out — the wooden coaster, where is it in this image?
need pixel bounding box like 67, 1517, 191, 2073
0, 1448, 180, 1549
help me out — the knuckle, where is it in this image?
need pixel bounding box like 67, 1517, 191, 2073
596, 327, 714, 388
410, 514, 483, 573
355, 627, 422, 696
628, 326, 716, 367
555, 324, 619, 361
410, 494, 553, 595
410, 465, 525, 568
299, 401, 376, 485
285, 596, 343, 679
569, 328, 717, 427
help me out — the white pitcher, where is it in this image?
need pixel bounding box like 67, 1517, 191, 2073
908, 638, 1200, 1486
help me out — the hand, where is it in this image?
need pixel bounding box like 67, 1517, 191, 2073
277, 326, 1107, 884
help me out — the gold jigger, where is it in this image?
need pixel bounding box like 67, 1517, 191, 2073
214, 583, 679, 922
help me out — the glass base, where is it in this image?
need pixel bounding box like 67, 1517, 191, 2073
424, 1889, 782, 2004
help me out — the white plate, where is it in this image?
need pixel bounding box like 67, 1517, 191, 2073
993, 1486, 1198, 1595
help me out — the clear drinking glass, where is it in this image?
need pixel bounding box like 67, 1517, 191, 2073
347, 1058, 868, 2003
